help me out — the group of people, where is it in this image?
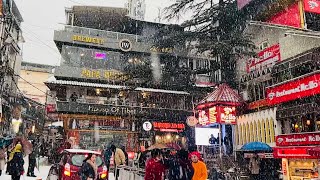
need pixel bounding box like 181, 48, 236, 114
144, 148, 208, 180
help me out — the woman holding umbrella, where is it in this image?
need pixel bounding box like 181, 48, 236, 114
8, 143, 24, 180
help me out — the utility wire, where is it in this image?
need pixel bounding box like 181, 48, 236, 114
14, 74, 53, 97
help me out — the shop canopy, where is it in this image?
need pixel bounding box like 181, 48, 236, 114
196, 83, 242, 109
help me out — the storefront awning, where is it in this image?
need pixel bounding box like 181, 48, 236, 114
45, 76, 127, 89
135, 87, 189, 95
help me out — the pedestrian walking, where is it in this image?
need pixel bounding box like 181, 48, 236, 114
27, 141, 37, 177
103, 145, 112, 180
249, 154, 260, 180
120, 145, 129, 166
167, 149, 194, 180
8, 143, 24, 180
79, 153, 98, 180
145, 149, 166, 180
0, 145, 6, 176
190, 151, 207, 180
110, 145, 126, 180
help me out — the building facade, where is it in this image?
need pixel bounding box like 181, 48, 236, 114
18, 62, 55, 104
46, 6, 213, 151
0, 0, 24, 136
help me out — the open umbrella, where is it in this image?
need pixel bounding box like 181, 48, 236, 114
147, 143, 168, 151
240, 142, 272, 152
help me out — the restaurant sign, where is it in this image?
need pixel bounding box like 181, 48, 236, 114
153, 122, 185, 130
72, 35, 104, 45
246, 44, 281, 73
266, 73, 320, 105
198, 106, 236, 125
276, 132, 320, 146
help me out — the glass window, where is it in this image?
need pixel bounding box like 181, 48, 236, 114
71, 154, 103, 167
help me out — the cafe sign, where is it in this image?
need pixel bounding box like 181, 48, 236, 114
198, 106, 237, 125
276, 132, 320, 146
266, 73, 320, 105
72, 35, 104, 45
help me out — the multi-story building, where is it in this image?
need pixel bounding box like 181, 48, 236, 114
18, 62, 55, 104
127, 0, 146, 20
46, 6, 214, 150
235, 20, 320, 180
0, 0, 24, 135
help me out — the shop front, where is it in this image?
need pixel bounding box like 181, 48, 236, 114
274, 132, 320, 180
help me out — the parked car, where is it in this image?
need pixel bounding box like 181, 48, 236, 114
47, 149, 108, 180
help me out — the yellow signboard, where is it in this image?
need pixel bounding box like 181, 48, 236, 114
81, 69, 130, 81
72, 35, 104, 45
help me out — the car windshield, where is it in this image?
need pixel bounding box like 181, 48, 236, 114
71, 154, 103, 167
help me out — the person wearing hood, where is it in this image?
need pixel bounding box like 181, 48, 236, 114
190, 151, 207, 180
8, 143, 24, 180
79, 153, 98, 180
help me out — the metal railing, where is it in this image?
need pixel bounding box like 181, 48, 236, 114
61, 25, 145, 42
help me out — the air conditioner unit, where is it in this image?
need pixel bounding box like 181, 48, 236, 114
240, 91, 249, 101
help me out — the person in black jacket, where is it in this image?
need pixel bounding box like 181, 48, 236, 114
79, 153, 98, 180
167, 149, 194, 180
8, 143, 24, 180
27, 141, 38, 177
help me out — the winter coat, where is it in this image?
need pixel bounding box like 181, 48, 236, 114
114, 148, 126, 166
167, 157, 194, 180
145, 158, 166, 180
104, 148, 112, 165
79, 161, 96, 180
8, 152, 24, 176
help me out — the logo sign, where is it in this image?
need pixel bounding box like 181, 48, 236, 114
276, 132, 320, 146
304, 0, 320, 14
119, 39, 132, 52
72, 35, 104, 45
246, 44, 281, 73
198, 110, 210, 125
220, 106, 236, 124
186, 116, 198, 127
266, 73, 320, 105
143, 121, 152, 131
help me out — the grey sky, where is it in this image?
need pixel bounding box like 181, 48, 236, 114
14, 0, 176, 66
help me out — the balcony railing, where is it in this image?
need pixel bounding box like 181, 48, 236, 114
61, 25, 145, 42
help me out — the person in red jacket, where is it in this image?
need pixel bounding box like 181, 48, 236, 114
145, 149, 166, 180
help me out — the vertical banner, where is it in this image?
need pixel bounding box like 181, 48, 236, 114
267, 2, 301, 28
282, 158, 289, 180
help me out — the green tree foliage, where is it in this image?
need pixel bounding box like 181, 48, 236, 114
164, 0, 256, 87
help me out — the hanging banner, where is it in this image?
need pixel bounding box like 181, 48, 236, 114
304, 0, 320, 14
247, 44, 281, 73
266, 2, 301, 28
266, 73, 320, 105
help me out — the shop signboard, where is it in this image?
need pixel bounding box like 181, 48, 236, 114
266, 73, 320, 105
304, 0, 320, 14
143, 121, 152, 131
273, 146, 318, 159
72, 35, 104, 45
247, 99, 268, 110
199, 106, 236, 125
46, 104, 56, 113
246, 44, 281, 73
68, 118, 129, 131
152, 122, 185, 132
276, 132, 320, 146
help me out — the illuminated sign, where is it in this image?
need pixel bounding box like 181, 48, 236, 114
198, 106, 237, 125
81, 69, 130, 81
94, 52, 107, 60
276, 132, 320, 146
152, 122, 185, 130
72, 35, 104, 45
143, 121, 152, 131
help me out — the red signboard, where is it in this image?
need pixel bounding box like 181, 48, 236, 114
304, 0, 320, 14
266, 73, 320, 105
46, 104, 56, 113
276, 132, 320, 146
237, 0, 253, 9
266, 3, 301, 28
198, 106, 236, 125
273, 146, 317, 159
246, 44, 281, 73
152, 122, 185, 130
